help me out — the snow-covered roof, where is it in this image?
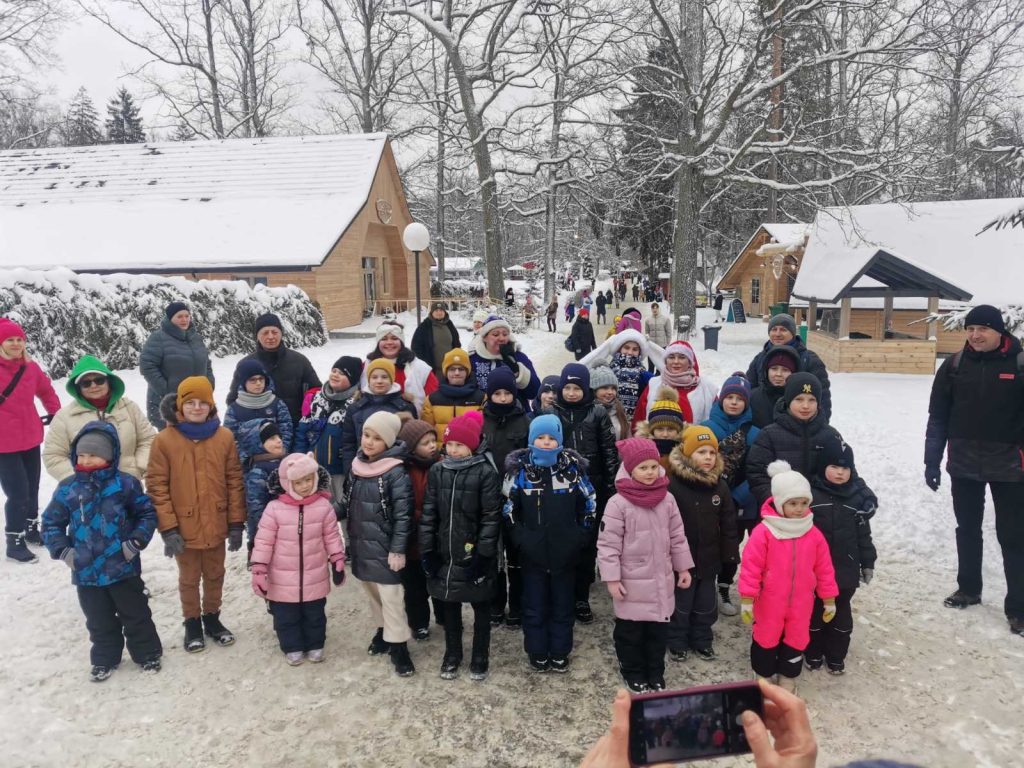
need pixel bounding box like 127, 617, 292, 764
430, 257, 478, 272
0, 134, 389, 271
717, 222, 809, 289
792, 199, 1024, 305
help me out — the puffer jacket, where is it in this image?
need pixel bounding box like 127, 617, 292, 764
41, 421, 157, 587
738, 498, 839, 650
226, 343, 321, 427
666, 448, 739, 580
235, 418, 283, 537
223, 384, 294, 456
0, 354, 60, 454
145, 395, 246, 549
294, 383, 358, 475
644, 313, 673, 348
251, 465, 345, 603
810, 475, 878, 590
481, 401, 529, 471
547, 397, 620, 499
139, 319, 214, 428
748, 346, 800, 429
420, 447, 502, 603
340, 387, 417, 473
746, 338, 832, 421
502, 448, 596, 573
421, 382, 485, 442
339, 443, 414, 585
43, 356, 155, 481
598, 465, 695, 622
746, 401, 843, 505
702, 400, 760, 518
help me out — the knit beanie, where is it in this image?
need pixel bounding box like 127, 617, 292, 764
442, 348, 471, 376
259, 420, 281, 443
560, 363, 590, 392
472, 309, 490, 325
479, 315, 512, 339
819, 432, 855, 473
365, 358, 396, 385
579, 308, 590, 318
783, 372, 822, 407
443, 411, 484, 451
176, 376, 215, 410
164, 301, 189, 321
765, 346, 799, 374
768, 313, 797, 337
681, 425, 719, 457
648, 386, 686, 431
589, 365, 618, 391
255, 313, 283, 334
768, 460, 812, 508
281, 452, 321, 500
332, 356, 364, 387
719, 372, 751, 403
235, 358, 268, 388
76, 429, 116, 463
0, 317, 26, 341
539, 375, 560, 395
964, 304, 1006, 334
616, 437, 660, 475
363, 411, 402, 448
529, 414, 563, 447
430, 301, 448, 314
487, 366, 518, 397
376, 321, 405, 343
398, 419, 435, 450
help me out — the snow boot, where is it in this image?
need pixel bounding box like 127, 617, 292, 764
648, 678, 666, 692
469, 655, 489, 682
5, 533, 37, 564
549, 656, 570, 673
141, 657, 162, 673
90, 664, 117, 683
285, 652, 305, 666
307, 649, 325, 663
505, 609, 522, 628
943, 590, 981, 609
528, 654, 550, 672
694, 646, 716, 661
390, 642, 416, 677
624, 677, 649, 694
24, 519, 42, 546
805, 656, 824, 671
669, 648, 689, 662
490, 610, 505, 627
183, 618, 205, 653
1010, 616, 1024, 637
440, 653, 461, 680
413, 627, 430, 642
827, 661, 846, 676
718, 585, 739, 617
202, 612, 235, 646
574, 601, 594, 624
367, 627, 390, 656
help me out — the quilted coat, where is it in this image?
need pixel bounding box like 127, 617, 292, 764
139, 319, 214, 428
0, 354, 60, 454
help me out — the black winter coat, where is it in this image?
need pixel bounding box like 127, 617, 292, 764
340, 389, 417, 474
746, 402, 843, 505
925, 337, 1024, 482
420, 450, 502, 603
810, 476, 877, 590
547, 398, 619, 499
340, 444, 414, 585
227, 344, 320, 427
746, 338, 832, 420
666, 449, 739, 580
139, 320, 214, 428
411, 315, 462, 374
482, 401, 530, 472
569, 317, 598, 360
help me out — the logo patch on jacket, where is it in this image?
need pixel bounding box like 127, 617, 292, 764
712, 494, 721, 506
1000, 373, 1015, 380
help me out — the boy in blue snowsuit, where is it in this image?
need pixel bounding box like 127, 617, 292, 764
224, 359, 293, 453
42, 421, 162, 682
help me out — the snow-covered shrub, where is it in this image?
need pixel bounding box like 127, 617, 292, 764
922, 305, 1024, 340
0, 268, 327, 378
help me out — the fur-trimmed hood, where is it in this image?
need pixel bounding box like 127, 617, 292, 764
158, 392, 219, 427
668, 445, 724, 487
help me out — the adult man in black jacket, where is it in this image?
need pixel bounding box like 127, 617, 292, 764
925, 305, 1024, 636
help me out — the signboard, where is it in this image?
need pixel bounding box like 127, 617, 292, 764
728, 298, 747, 323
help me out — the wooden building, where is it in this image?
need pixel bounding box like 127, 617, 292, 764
0, 134, 431, 330
717, 223, 808, 317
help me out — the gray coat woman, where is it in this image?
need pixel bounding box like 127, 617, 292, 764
139, 302, 214, 428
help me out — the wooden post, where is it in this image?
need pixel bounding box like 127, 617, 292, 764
927, 295, 939, 340
883, 290, 894, 339
838, 296, 851, 338
808, 299, 818, 331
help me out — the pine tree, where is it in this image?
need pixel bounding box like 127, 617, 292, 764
171, 121, 195, 142
62, 87, 102, 146
105, 87, 145, 144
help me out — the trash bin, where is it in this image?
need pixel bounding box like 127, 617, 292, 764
701, 325, 721, 351
769, 302, 787, 318
799, 322, 808, 343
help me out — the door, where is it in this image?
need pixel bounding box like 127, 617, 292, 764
363, 269, 376, 317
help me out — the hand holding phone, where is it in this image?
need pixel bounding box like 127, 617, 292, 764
740, 679, 818, 768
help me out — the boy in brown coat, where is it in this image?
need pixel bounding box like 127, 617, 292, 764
146, 376, 246, 652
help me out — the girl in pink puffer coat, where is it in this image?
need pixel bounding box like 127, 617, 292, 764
251, 453, 346, 665
598, 438, 695, 693
738, 461, 838, 691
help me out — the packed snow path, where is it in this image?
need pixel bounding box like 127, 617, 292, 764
3, 306, 1023, 767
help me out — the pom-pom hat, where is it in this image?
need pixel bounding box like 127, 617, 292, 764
768, 460, 812, 508
648, 386, 685, 430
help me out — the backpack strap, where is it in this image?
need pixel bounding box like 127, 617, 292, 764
949, 348, 1024, 375
0, 364, 27, 407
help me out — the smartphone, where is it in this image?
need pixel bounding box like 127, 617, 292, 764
628, 681, 763, 766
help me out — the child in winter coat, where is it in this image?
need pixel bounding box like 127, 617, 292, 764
634, 387, 687, 469
42, 422, 162, 682
146, 376, 246, 653
565, 299, 575, 323
398, 419, 442, 639
666, 426, 739, 661
294, 356, 363, 503
420, 411, 502, 681
503, 414, 596, 672
590, 365, 630, 440
739, 461, 839, 693
530, 374, 559, 414
250, 453, 346, 665
701, 373, 760, 617
340, 358, 417, 473
224, 359, 293, 454
598, 438, 694, 693
482, 367, 530, 626
235, 419, 286, 557
339, 410, 416, 677
748, 346, 799, 429
806, 433, 877, 675
421, 348, 485, 442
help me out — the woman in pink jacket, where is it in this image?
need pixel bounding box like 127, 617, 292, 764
251, 453, 346, 665
0, 318, 60, 563
739, 460, 838, 693
598, 438, 694, 694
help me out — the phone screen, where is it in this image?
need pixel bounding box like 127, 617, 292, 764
628, 683, 763, 766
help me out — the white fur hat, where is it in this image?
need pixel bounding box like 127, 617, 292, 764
376, 321, 405, 343
472, 309, 490, 324
479, 314, 512, 339
768, 460, 812, 508
609, 328, 648, 356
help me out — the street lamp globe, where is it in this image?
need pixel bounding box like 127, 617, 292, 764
403, 222, 430, 252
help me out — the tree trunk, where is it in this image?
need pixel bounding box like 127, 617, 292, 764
203, 0, 225, 138
671, 162, 700, 338
544, 71, 564, 303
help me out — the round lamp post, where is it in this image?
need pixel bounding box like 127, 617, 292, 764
403, 222, 430, 325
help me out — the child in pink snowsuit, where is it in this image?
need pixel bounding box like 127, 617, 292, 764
251, 453, 346, 666
739, 460, 838, 691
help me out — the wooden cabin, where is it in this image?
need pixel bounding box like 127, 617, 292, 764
0, 134, 431, 331
717, 223, 808, 317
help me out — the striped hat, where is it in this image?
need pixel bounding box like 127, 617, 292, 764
648, 386, 685, 431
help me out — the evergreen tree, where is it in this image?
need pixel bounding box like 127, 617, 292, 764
171, 121, 195, 142
62, 87, 102, 146
105, 87, 145, 144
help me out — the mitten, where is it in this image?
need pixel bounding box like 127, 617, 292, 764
925, 465, 941, 492
161, 529, 185, 558
860, 568, 874, 586
121, 539, 141, 561
251, 565, 269, 597
332, 560, 346, 586
59, 547, 76, 570
227, 526, 244, 552
472, 556, 494, 586
498, 342, 521, 376
822, 598, 837, 623
740, 598, 754, 625
422, 552, 440, 577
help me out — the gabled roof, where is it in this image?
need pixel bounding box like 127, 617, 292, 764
0, 134, 389, 271
717, 222, 808, 290
792, 199, 1024, 305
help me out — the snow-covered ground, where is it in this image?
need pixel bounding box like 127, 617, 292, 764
3, 302, 1023, 768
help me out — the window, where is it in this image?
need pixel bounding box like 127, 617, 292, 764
750, 277, 761, 305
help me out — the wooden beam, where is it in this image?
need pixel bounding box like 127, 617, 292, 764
927, 295, 939, 340
838, 297, 852, 338
883, 290, 894, 336
808, 299, 818, 330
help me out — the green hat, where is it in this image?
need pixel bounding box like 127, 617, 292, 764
66, 355, 125, 413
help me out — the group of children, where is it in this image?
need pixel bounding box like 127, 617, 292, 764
39, 337, 877, 695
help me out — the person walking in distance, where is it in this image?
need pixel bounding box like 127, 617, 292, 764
644, 303, 673, 374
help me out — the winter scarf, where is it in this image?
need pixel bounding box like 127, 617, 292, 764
351, 454, 405, 478
176, 417, 222, 441
485, 400, 515, 417
235, 389, 276, 410
530, 446, 560, 467
610, 352, 646, 416
438, 381, 478, 400
762, 512, 814, 540
661, 367, 698, 390
614, 473, 669, 507
654, 438, 679, 457
705, 401, 753, 441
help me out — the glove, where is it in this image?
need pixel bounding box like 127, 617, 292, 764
121, 539, 141, 561
59, 547, 76, 570
471, 556, 494, 586
925, 465, 941, 492
421, 552, 441, 578
387, 552, 406, 572
251, 565, 269, 597
740, 598, 754, 625
40, 413, 54, 426
161, 529, 186, 558
227, 526, 244, 552
861, 567, 874, 586
332, 560, 346, 586
498, 342, 521, 376
822, 598, 837, 623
